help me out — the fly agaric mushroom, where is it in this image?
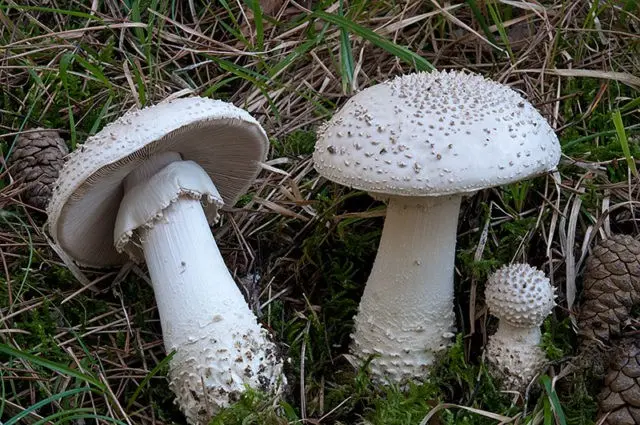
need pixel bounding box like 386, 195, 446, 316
484, 263, 555, 392
313, 70, 561, 384
46, 97, 285, 424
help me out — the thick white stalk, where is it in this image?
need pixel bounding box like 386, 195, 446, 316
492, 321, 541, 347
485, 322, 546, 391
351, 195, 461, 384
141, 198, 263, 355
120, 153, 284, 424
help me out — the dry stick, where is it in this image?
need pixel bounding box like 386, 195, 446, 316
299, 319, 311, 421
60, 272, 116, 304
468, 203, 492, 337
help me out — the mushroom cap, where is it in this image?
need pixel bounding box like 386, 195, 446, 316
313, 70, 560, 196
485, 263, 555, 327
46, 97, 268, 267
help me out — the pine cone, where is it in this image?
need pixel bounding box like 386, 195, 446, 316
8, 129, 68, 210
598, 337, 640, 424
577, 234, 640, 344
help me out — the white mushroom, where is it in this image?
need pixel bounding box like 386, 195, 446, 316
484, 263, 556, 392
46, 97, 285, 424
312, 70, 561, 384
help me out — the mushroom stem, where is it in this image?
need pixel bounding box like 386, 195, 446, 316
140, 198, 262, 354
491, 321, 541, 347
351, 194, 460, 383
119, 152, 284, 424
485, 321, 546, 392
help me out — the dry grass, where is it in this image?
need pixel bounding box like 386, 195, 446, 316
0, 0, 639, 423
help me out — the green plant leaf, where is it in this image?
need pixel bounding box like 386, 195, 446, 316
126, 350, 175, 410
0, 343, 106, 391
613, 109, 638, 177
4, 387, 92, 425
541, 375, 567, 425
313, 10, 434, 72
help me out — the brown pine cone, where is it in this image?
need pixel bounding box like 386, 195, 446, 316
577, 234, 640, 344
598, 337, 640, 424
8, 129, 68, 210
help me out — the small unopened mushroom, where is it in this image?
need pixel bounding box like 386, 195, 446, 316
313, 70, 561, 384
484, 263, 555, 392
46, 97, 285, 424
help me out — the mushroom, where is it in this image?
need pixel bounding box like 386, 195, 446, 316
484, 263, 555, 392
46, 97, 285, 424
312, 70, 561, 384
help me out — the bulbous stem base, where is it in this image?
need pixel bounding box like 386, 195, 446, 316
350, 195, 461, 384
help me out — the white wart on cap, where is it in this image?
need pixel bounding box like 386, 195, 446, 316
314, 70, 560, 196
312, 70, 561, 385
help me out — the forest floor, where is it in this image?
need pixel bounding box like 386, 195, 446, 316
0, 0, 639, 424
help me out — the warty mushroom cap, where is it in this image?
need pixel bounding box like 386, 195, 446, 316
485, 263, 556, 327
313, 70, 561, 196
46, 97, 268, 267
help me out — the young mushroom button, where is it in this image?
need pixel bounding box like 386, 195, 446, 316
312, 69, 561, 384
46, 97, 286, 425
484, 263, 556, 392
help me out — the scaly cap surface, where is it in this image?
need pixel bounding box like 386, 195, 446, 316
485, 263, 555, 327
313, 70, 560, 196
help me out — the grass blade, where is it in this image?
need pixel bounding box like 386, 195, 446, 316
0, 4, 102, 20
338, 1, 355, 93
541, 375, 567, 425
3, 387, 92, 425
246, 0, 264, 50
126, 350, 175, 410
313, 10, 434, 72
33, 409, 129, 425
0, 343, 106, 391
612, 109, 638, 177
59, 51, 77, 149
486, 0, 514, 60
465, 0, 499, 46
74, 55, 113, 91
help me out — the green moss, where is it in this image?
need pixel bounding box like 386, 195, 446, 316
209, 388, 297, 425
271, 130, 317, 158
541, 317, 576, 362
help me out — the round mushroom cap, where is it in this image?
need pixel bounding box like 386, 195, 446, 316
47, 97, 268, 267
485, 263, 555, 327
313, 70, 561, 196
